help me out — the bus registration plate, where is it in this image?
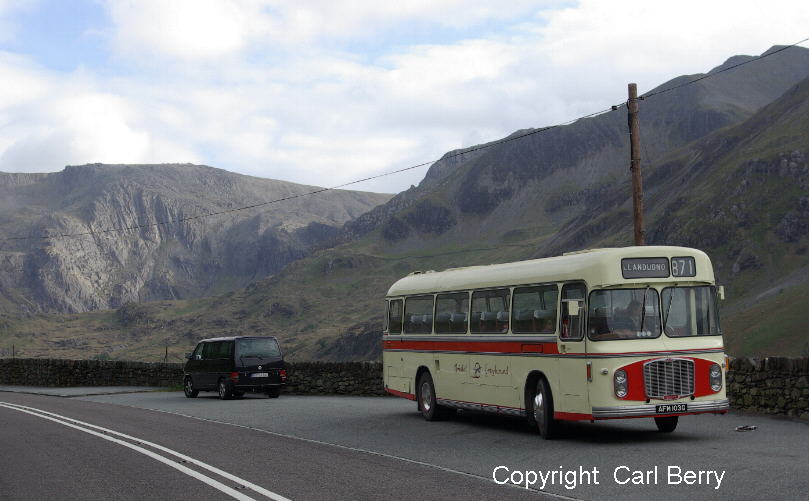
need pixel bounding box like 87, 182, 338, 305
252, 372, 269, 378
656, 403, 687, 413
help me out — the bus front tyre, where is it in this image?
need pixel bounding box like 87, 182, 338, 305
418, 372, 452, 421
654, 416, 678, 432
532, 378, 558, 439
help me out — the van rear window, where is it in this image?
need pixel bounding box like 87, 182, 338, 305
237, 338, 281, 358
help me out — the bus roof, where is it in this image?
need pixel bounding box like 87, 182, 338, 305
386, 246, 714, 297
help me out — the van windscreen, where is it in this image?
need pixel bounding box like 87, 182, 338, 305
237, 338, 281, 358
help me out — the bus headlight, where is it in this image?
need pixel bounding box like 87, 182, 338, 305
709, 363, 722, 392
614, 369, 628, 398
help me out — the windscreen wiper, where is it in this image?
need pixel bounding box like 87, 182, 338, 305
663, 283, 677, 332
639, 285, 650, 332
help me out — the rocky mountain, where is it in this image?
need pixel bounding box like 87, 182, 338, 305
0, 164, 391, 313
3, 45, 809, 361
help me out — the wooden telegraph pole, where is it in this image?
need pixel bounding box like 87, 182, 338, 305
628, 83, 645, 245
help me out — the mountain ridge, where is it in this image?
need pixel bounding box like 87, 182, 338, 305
0, 163, 392, 314
2, 45, 809, 361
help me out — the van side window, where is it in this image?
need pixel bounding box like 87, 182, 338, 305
560, 283, 587, 340
388, 299, 403, 334
222, 342, 233, 358
435, 292, 469, 334
512, 285, 558, 334
207, 341, 231, 359
201, 343, 214, 360
471, 289, 510, 333
210, 342, 224, 359
404, 296, 434, 334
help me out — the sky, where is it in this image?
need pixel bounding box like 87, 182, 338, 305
0, 1, 808, 194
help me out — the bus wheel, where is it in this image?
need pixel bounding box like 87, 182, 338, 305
655, 416, 678, 432
418, 372, 451, 421
532, 378, 557, 439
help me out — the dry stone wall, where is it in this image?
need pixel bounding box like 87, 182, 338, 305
726, 357, 809, 420
1, 357, 808, 420
0, 358, 385, 396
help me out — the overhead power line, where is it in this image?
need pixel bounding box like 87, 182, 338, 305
3, 35, 808, 244
0, 107, 615, 243
642, 36, 809, 99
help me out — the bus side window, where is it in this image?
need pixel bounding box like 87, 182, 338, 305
560, 283, 586, 340
471, 289, 510, 333
512, 285, 558, 334
435, 292, 469, 334
404, 296, 434, 334
388, 299, 403, 334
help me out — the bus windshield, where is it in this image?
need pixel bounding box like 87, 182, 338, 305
661, 286, 721, 337
588, 288, 661, 341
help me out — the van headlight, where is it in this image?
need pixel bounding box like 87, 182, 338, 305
614, 369, 628, 398
709, 363, 722, 392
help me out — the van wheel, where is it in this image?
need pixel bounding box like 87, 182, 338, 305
417, 372, 453, 420
266, 387, 281, 398
183, 377, 199, 398
531, 378, 558, 439
655, 416, 678, 432
218, 379, 233, 400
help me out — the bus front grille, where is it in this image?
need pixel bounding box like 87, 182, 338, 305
643, 358, 694, 399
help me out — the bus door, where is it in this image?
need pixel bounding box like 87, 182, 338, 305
556, 283, 590, 414
384, 299, 409, 394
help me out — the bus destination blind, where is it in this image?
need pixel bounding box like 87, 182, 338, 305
621, 257, 670, 279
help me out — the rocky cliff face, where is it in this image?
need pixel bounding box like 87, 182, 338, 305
0, 164, 391, 313
5, 46, 809, 361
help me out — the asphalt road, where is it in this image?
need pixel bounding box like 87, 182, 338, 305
0, 391, 540, 501
2, 390, 807, 500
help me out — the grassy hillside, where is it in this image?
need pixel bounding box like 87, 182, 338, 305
3, 48, 809, 361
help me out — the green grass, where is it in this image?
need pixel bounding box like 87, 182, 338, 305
724, 281, 809, 356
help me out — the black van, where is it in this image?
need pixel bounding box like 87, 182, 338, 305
183, 336, 286, 399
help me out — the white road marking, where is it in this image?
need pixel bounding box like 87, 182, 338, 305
148, 407, 582, 500
0, 402, 291, 501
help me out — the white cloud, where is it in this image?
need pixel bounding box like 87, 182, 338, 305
0, 56, 198, 171
101, 0, 552, 59
1, 0, 809, 194
104, 0, 261, 59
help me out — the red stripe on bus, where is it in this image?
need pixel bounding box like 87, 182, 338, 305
554, 412, 593, 421
383, 340, 560, 354
385, 387, 416, 400
383, 339, 722, 357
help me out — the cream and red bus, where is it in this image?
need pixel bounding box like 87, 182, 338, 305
382, 246, 728, 438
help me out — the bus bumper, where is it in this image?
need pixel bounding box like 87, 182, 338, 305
591, 398, 730, 419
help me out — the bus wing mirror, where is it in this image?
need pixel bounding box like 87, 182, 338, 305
564, 300, 582, 317
717, 286, 725, 301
